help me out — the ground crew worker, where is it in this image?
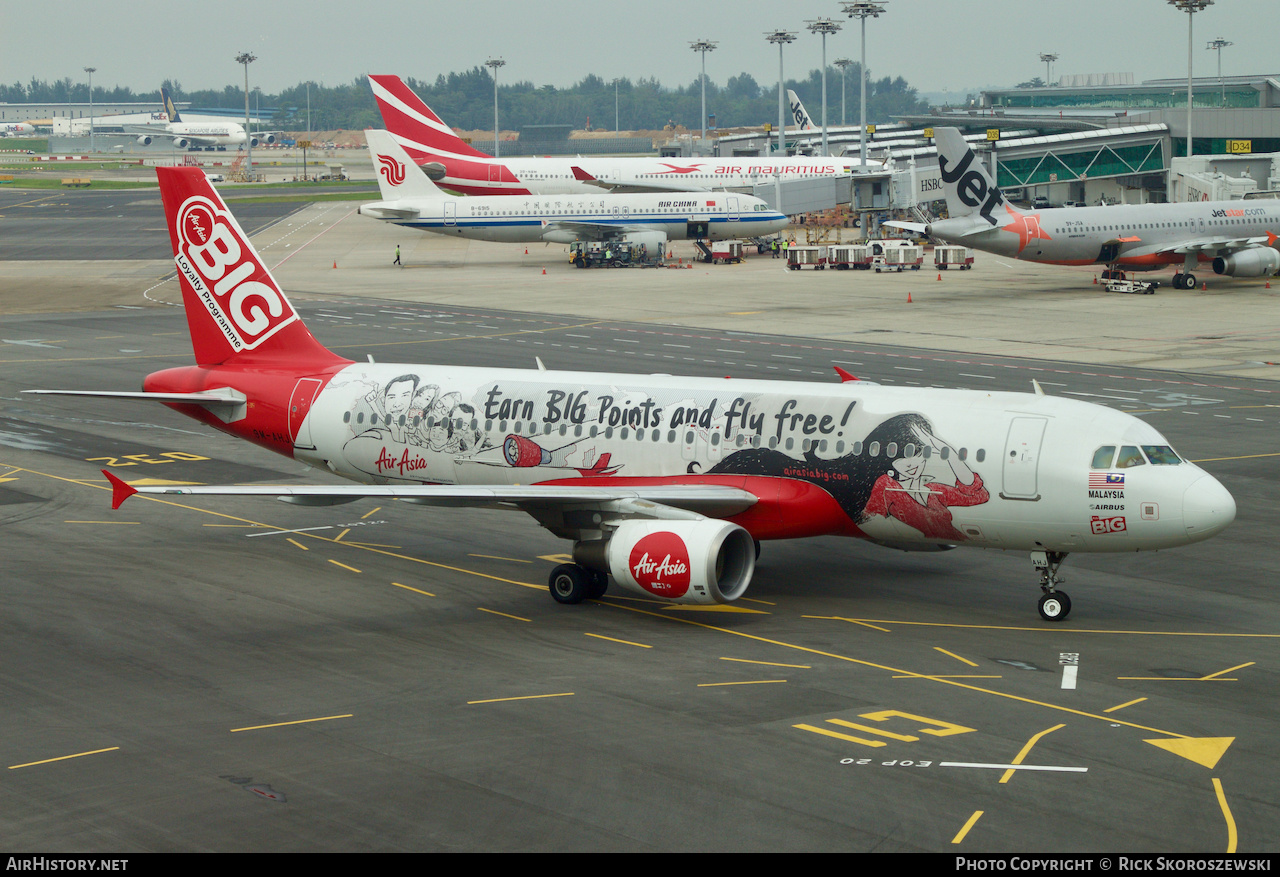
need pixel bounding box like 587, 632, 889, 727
393, 245, 401, 266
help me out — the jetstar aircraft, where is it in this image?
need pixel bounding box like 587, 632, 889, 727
887, 127, 1280, 290
359, 130, 788, 248
367, 74, 881, 196
28, 168, 1235, 621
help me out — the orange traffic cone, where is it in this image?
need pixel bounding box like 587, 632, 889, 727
1093, 275, 1098, 284
1267, 281, 1272, 289
907, 292, 913, 303
524, 247, 528, 255
1202, 282, 1207, 290
542, 267, 546, 275
332, 260, 337, 269
936, 273, 941, 281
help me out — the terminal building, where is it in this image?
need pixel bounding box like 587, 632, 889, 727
714, 73, 1280, 212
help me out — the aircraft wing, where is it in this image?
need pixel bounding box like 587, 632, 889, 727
121, 124, 222, 147
103, 470, 758, 520
1117, 233, 1276, 260
882, 220, 927, 234
540, 220, 649, 241
570, 166, 711, 194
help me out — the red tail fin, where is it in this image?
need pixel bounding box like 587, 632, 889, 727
157, 166, 343, 369
367, 74, 492, 161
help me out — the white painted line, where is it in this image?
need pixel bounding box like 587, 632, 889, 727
941, 762, 1088, 773
247, 525, 335, 538
1062, 665, 1078, 690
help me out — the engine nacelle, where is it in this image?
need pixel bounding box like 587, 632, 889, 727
136, 135, 153, 146
580, 519, 755, 605
1213, 248, 1280, 277
172, 137, 191, 149
620, 230, 668, 252
422, 161, 447, 181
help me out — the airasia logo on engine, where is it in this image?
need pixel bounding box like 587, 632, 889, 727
629, 531, 691, 598
174, 194, 296, 352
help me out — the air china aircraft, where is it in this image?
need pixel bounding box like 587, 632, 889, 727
130, 87, 278, 150
367, 74, 881, 196
359, 130, 788, 248
889, 127, 1280, 290
29, 168, 1235, 621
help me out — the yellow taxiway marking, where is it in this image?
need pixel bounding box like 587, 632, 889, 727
728, 311, 763, 315
935, 647, 978, 667
327, 560, 361, 573
603, 600, 1233, 765
9, 747, 119, 770
230, 714, 352, 733
203, 523, 260, 528
467, 692, 574, 705
360, 506, 381, 518
999, 724, 1065, 784
477, 607, 530, 622
951, 811, 984, 845
584, 633, 651, 648
1214, 778, 1238, 853
720, 657, 810, 669
1119, 661, 1254, 682
469, 553, 533, 563
538, 553, 574, 564
1104, 697, 1147, 713
697, 680, 786, 687
792, 723, 886, 748
810, 616, 1279, 638
805, 615, 892, 632
392, 582, 434, 597
333, 528, 351, 542
64, 520, 139, 525
893, 674, 1003, 680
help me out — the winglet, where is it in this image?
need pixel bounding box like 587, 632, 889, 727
570, 166, 597, 182
1267, 231, 1277, 247
833, 366, 860, 383
103, 469, 138, 510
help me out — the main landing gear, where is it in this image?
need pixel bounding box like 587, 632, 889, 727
548, 563, 609, 604
1170, 272, 1198, 290
1030, 550, 1072, 622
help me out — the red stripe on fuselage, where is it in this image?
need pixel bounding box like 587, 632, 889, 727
537, 473, 865, 541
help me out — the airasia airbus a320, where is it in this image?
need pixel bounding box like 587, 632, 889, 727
29, 168, 1235, 621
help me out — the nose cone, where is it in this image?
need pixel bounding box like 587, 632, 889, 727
1183, 475, 1236, 541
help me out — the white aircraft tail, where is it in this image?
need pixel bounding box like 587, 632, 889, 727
786, 90, 815, 131
366, 129, 444, 201
935, 127, 1018, 226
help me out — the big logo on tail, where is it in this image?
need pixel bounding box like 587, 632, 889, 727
377, 154, 406, 186
175, 195, 296, 352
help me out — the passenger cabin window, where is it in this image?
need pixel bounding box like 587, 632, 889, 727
1142, 445, 1182, 465
1091, 446, 1116, 469
1116, 445, 1147, 469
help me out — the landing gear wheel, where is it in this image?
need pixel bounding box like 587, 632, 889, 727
1184, 272, 1196, 290
1038, 591, 1072, 622
585, 569, 609, 600
549, 563, 589, 604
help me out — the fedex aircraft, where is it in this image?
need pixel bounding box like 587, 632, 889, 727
359, 130, 788, 247
29, 168, 1235, 621
368, 74, 881, 196
129, 87, 278, 150
1, 121, 35, 137
889, 127, 1280, 290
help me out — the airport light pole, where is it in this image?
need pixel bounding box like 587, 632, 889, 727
689, 39, 717, 143
765, 30, 796, 158
1168, 0, 1213, 159
236, 52, 256, 179
485, 58, 505, 158
834, 58, 852, 126
1039, 52, 1058, 86
806, 18, 841, 157
83, 67, 95, 154
1207, 37, 1232, 106
842, 1, 886, 168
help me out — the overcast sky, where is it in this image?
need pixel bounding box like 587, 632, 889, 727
5, 0, 1273, 99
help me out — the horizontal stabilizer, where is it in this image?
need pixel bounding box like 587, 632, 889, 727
25, 388, 248, 422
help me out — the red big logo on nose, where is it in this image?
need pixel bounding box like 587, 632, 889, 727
629, 532, 691, 597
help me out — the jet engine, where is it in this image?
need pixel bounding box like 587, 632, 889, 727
250, 133, 276, 147
136, 135, 153, 146
576, 519, 755, 605
422, 161, 447, 181
172, 137, 191, 149
1213, 248, 1280, 277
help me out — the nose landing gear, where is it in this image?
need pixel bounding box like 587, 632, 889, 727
1031, 550, 1072, 622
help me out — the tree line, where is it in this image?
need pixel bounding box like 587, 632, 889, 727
1, 67, 928, 133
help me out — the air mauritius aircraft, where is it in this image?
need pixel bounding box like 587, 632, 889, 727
367, 74, 880, 196
29, 168, 1235, 621
359, 130, 788, 248
888, 127, 1280, 290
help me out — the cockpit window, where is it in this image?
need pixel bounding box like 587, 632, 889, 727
1141, 445, 1182, 465
1091, 446, 1116, 469
1115, 445, 1147, 469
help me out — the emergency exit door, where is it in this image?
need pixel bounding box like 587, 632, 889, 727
1002, 416, 1047, 500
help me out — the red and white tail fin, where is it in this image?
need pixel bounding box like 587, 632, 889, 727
157, 166, 344, 369
367, 74, 492, 162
